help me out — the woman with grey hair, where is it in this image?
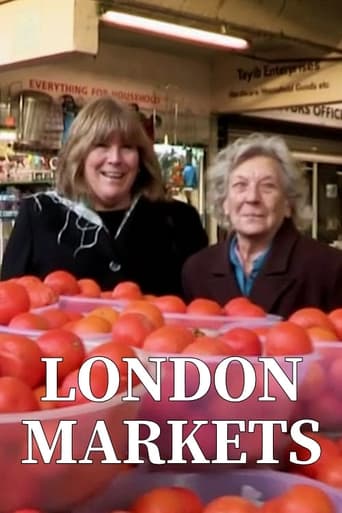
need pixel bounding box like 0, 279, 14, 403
1, 97, 208, 295
182, 133, 342, 316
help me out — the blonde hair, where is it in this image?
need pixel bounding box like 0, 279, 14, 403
56, 97, 165, 204
207, 133, 311, 229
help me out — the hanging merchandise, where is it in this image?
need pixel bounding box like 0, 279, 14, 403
61, 95, 79, 144
162, 83, 182, 145
183, 147, 198, 188
11, 90, 53, 147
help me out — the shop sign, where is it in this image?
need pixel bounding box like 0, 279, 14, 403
212, 55, 342, 112
0, 41, 212, 143
0, 42, 211, 115
26, 78, 162, 107
241, 102, 342, 129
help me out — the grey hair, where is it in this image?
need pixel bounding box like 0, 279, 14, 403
207, 132, 311, 229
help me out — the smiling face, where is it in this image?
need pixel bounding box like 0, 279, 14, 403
84, 133, 139, 210
223, 155, 291, 241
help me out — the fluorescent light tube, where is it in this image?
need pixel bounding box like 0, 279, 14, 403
101, 11, 249, 51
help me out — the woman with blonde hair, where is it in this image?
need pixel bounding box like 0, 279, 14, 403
2, 97, 208, 295
182, 133, 342, 316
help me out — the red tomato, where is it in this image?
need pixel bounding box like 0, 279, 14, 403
0, 281, 30, 324
151, 295, 187, 314
44, 270, 80, 295
0, 334, 45, 388
264, 321, 313, 356
112, 312, 155, 347
143, 325, 194, 353
36, 328, 85, 382
131, 486, 203, 513
203, 495, 258, 512
0, 376, 39, 412
220, 327, 262, 356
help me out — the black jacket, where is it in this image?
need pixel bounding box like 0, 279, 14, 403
1, 192, 208, 296
182, 218, 342, 316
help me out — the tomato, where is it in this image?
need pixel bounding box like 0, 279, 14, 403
112, 312, 155, 348
58, 365, 112, 406
101, 290, 114, 299
306, 326, 339, 342
249, 325, 271, 343
279, 484, 335, 513
20, 281, 58, 309
306, 394, 342, 431
0, 376, 39, 412
316, 455, 342, 488
151, 295, 187, 314
232, 302, 266, 317
112, 281, 143, 300
8, 312, 50, 331
39, 307, 71, 329
220, 327, 262, 356
34, 384, 58, 410
299, 361, 326, 401
131, 486, 203, 513
87, 340, 137, 380
36, 329, 85, 382
186, 298, 223, 316
203, 495, 258, 512
77, 278, 101, 297
143, 325, 195, 353
0, 281, 30, 324
286, 432, 340, 478
182, 335, 234, 356
44, 270, 80, 295
289, 307, 336, 332
89, 306, 120, 325
264, 321, 313, 356
223, 296, 252, 316
328, 357, 342, 398
70, 315, 112, 335
260, 498, 285, 512
14, 275, 42, 288
123, 301, 164, 329
328, 308, 342, 339
0, 334, 44, 388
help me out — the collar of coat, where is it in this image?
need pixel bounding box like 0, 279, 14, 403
205, 218, 300, 314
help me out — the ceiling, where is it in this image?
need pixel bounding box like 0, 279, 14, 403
98, 0, 342, 61
1, 0, 341, 61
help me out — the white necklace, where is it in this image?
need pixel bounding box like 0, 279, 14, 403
114, 194, 141, 240
108, 194, 141, 273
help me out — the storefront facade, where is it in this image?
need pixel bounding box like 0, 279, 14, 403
0, 0, 341, 250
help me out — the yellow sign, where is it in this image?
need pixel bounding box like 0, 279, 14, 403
213, 55, 342, 112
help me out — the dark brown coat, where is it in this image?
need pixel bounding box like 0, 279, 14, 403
182, 219, 342, 317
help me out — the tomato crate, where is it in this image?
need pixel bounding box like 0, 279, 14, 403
74, 468, 342, 512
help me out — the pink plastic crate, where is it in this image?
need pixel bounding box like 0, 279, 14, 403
136, 350, 314, 470
59, 295, 126, 313
0, 384, 146, 513
0, 323, 110, 350
74, 468, 342, 512
58, 295, 281, 330
294, 341, 342, 432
